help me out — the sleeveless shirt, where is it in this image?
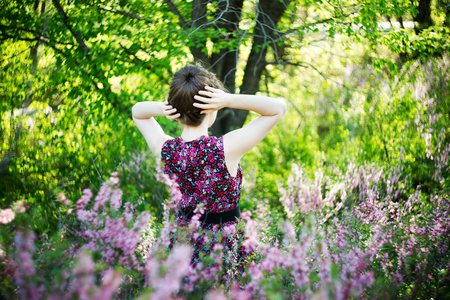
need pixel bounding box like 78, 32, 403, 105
161, 136, 250, 272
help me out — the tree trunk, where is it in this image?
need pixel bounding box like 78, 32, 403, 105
209, 0, 245, 94
211, 0, 291, 136
412, 0, 434, 34
189, 0, 209, 63
442, 0, 450, 29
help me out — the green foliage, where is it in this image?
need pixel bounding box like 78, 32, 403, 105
356, 57, 450, 191
0, 0, 188, 232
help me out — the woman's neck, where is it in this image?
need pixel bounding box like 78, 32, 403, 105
181, 123, 208, 142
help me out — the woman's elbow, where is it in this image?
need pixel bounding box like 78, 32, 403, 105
132, 103, 144, 119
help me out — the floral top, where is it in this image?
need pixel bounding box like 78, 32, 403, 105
161, 135, 250, 273
161, 135, 242, 214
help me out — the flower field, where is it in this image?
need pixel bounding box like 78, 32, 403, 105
1, 136, 449, 299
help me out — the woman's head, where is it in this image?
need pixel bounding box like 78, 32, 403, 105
168, 64, 224, 127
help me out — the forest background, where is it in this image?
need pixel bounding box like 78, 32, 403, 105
0, 0, 449, 299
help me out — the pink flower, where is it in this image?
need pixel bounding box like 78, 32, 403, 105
213, 244, 224, 252
124, 203, 134, 222
91, 269, 122, 300
146, 244, 193, 299
14, 231, 36, 275
205, 290, 227, 300
133, 211, 151, 230
110, 189, 123, 211
72, 251, 95, 300
76, 210, 97, 223
391, 272, 403, 282
283, 220, 296, 239
92, 183, 112, 211
76, 189, 93, 210
75, 251, 95, 274
0, 208, 15, 224
223, 224, 237, 236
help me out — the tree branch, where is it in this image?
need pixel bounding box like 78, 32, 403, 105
264, 60, 359, 92
241, 0, 292, 95
52, 0, 92, 61
0, 35, 38, 42
163, 0, 189, 29
212, 0, 291, 135
88, 4, 151, 23
0, 46, 33, 63
189, 0, 209, 62
119, 43, 152, 70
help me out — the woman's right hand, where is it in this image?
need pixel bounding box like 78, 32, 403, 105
193, 86, 232, 114
162, 101, 180, 120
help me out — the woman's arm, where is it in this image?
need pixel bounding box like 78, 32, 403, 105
132, 101, 179, 156
194, 86, 287, 175
194, 88, 286, 117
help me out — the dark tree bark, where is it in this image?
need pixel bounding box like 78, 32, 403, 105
214, 0, 291, 135
189, 0, 244, 94
210, 0, 245, 93
189, 0, 210, 63
185, 0, 291, 136
439, 0, 450, 29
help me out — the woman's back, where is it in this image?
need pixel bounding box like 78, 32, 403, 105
161, 135, 242, 214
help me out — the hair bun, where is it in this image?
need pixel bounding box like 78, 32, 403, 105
184, 70, 195, 82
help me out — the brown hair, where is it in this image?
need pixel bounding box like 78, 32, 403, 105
168, 63, 224, 127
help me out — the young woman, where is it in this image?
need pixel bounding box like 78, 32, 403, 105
132, 64, 286, 268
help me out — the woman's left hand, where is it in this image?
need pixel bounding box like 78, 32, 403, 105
162, 101, 180, 120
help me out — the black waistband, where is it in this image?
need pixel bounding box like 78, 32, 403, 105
178, 206, 241, 225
